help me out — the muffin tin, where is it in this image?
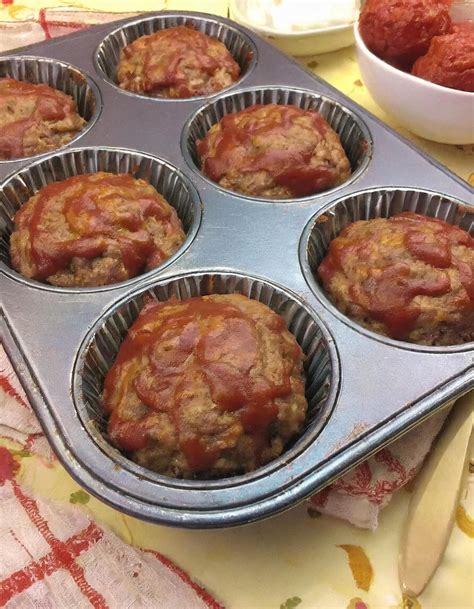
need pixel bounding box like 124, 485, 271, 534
0, 11, 472, 528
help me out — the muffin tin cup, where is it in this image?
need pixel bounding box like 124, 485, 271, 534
95, 13, 258, 100
300, 187, 474, 353
182, 85, 372, 202
0, 146, 202, 292
0, 56, 101, 163
74, 270, 340, 492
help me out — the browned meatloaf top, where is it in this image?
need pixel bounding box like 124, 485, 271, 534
197, 104, 351, 199
0, 78, 86, 160
318, 212, 474, 345
103, 294, 307, 478
116, 25, 241, 98
10, 172, 185, 287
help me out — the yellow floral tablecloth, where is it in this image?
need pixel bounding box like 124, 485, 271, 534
0, 1, 473, 608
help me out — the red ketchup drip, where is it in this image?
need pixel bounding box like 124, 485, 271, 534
107, 410, 150, 452
318, 235, 372, 286
391, 211, 474, 245
105, 297, 298, 472
0, 78, 74, 158
18, 173, 170, 280
198, 104, 333, 197
393, 211, 473, 268
317, 255, 340, 285
0, 118, 36, 159
180, 437, 221, 472
405, 231, 451, 267
395, 212, 474, 303
273, 164, 336, 198
117, 234, 155, 276
453, 259, 474, 302
351, 263, 451, 338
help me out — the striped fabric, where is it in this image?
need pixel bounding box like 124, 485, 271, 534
0, 346, 225, 608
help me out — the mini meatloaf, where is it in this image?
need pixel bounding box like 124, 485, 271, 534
196, 104, 351, 198
116, 25, 241, 98
412, 22, 474, 92
10, 172, 185, 287
318, 212, 474, 345
103, 294, 307, 478
359, 0, 452, 69
0, 78, 86, 160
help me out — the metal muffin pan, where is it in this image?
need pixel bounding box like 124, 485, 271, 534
0, 11, 472, 528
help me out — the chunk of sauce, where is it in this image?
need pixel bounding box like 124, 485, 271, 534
104, 296, 301, 473
350, 263, 451, 338
318, 212, 473, 339
0, 78, 78, 159
121, 26, 240, 97
107, 409, 150, 452
197, 104, 338, 197
14, 173, 175, 280
180, 437, 221, 473
393, 212, 473, 267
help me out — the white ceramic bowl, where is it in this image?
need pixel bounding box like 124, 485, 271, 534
354, 22, 474, 145
229, 0, 356, 56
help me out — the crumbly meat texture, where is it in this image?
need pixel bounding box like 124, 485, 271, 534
359, 0, 452, 69
318, 212, 474, 345
10, 172, 185, 287
103, 294, 308, 478
0, 78, 86, 160
412, 22, 474, 92
116, 25, 241, 98
196, 104, 351, 199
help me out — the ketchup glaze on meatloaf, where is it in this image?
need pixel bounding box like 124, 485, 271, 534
103, 294, 307, 478
116, 25, 241, 98
318, 212, 474, 345
10, 172, 185, 287
197, 104, 351, 199
0, 78, 86, 160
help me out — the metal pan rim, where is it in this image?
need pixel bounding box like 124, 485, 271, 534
0, 56, 102, 165
299, 186, 474, 354
0, 146, 202, 294
94, 11, 258, 102
181, 84, 372, 203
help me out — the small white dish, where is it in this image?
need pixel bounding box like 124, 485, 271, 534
229, 0, 356, 56
354, 22, 474, 145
